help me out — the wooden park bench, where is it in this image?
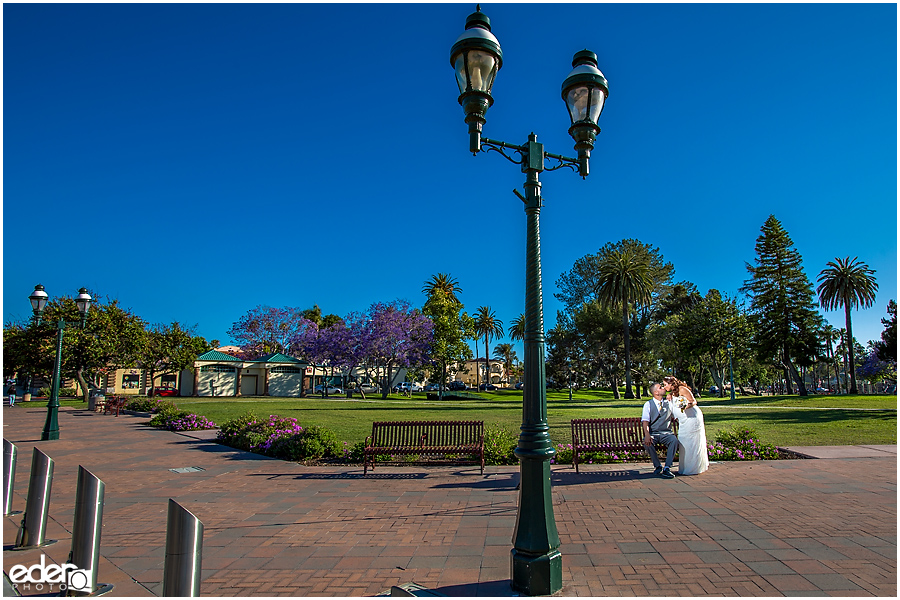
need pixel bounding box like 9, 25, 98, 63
570, 417, 678, 473
364, 420, 485, 475
103, 395, 127, 416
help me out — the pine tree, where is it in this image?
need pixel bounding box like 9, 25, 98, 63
740, 215, 820, 395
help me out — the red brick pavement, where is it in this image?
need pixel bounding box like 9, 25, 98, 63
2, 404, 896, 596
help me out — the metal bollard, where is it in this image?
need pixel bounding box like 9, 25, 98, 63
163, 499, 204, 597
66, 466, 113, 596
4, 439, 21, 516
14, 447, 58, 549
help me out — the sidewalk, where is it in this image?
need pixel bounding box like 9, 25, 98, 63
3, 404, 896, 596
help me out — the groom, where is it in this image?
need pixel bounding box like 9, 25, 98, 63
641, 383, 678, 479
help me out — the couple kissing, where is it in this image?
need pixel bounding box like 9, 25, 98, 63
641, 375, 709, 479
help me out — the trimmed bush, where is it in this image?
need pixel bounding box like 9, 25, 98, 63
216, 414, 342, 461
124, 398, 155, 412
484, 425, 518, 465
147, 400, 216, 431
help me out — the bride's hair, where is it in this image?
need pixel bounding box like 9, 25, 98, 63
662, 375, 689, 393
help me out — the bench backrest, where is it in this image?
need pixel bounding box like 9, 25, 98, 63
370, 421, 484, 448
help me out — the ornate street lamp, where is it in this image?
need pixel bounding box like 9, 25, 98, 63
22, 285, 51, 402
29, 285, 49, 325
450, 6, 609, 595
38, 286, 92, 441
727, 341, 735, 401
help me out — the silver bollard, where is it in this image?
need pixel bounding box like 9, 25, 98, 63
4, 439, 21, 516
163, 499, 203, 597
14, 447, 58, 549
66, 466, 113, 596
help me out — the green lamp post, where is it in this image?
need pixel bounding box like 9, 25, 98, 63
40, 287, 92, 441
450, 6, 609, 595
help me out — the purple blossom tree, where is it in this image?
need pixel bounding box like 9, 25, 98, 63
228, 305, 309, 358
366, 300, 433, 398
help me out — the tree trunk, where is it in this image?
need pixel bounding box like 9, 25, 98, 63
845, 305, 858, 394
782, 347, 794, 394
622, 302, 634, 399
484, 335, 490, 386
76, 368, 90, 403
785, 357, 807, 396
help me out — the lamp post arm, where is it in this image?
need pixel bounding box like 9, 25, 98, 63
480, 137, 525, 165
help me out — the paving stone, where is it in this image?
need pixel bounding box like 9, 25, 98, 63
1, 405, 894, 597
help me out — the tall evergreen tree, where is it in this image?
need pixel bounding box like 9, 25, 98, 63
741, 215, 820, 395
874, 300, 897, 363
816, 256, 879, 394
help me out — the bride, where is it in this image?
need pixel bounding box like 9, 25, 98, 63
662, 376, 709, 475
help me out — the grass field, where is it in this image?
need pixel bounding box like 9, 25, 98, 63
98, 389, 900, 448
42, 390, 895, 447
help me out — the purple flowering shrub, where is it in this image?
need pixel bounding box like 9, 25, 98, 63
216, 414, 340, 460
550, 443, 644, 465
148, 401, 216, 431
707, 425, 780, 461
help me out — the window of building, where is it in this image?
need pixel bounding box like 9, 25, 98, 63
200, 365, 236, 373
122, 374, 141, 389
271, 366, 300, 374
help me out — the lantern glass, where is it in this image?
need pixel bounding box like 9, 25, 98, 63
455, 49, 499, 94
29, 286, 48, 313
75, 289, 92, 315
565, 85, 605, 125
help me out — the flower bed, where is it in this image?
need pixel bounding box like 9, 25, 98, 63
217, 413, 341, 461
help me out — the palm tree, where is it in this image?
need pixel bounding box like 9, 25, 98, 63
816, 257, 878, 394
474, 306, 504, 388
493, 342, 517, 386
595, 247, 653, 399
508, 314, 525, 342
422, 273, 462, 304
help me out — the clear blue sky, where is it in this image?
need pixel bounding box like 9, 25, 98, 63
4, 3, 896, 363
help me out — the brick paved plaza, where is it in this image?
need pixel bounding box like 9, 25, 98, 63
3, 405, 896, 596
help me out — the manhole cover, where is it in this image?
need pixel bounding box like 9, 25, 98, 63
169, 467, 206, 473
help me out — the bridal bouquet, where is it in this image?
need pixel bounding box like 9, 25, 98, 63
673, 396, 690, 411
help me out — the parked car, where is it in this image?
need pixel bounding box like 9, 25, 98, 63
424, 383, 442, 392
448, 381, 467, 391
392, 382, 422, 393
154, 387, 179, 397
478, 383, 498, 391
515, 382, 525, 390
314, 385, 343, 395
358, 383, 380, 394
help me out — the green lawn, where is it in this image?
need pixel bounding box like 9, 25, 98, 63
168, 390, 897, 448
39, 391, 896, 448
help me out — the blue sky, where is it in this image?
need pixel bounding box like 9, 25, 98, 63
4, 3, 896, 363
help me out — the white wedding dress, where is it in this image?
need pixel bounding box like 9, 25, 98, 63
671, 400, 709, 475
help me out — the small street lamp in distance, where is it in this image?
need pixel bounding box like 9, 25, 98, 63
34, 286, 92, 441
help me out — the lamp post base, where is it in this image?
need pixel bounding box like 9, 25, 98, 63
511, 548, 562, 596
